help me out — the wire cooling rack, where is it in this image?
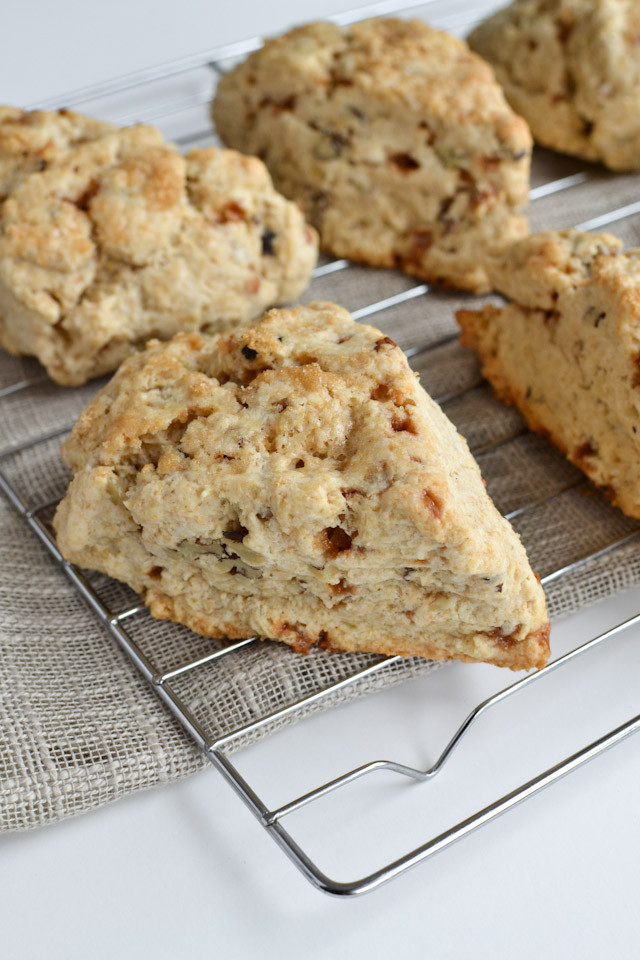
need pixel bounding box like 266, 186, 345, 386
3, 0, 640, 895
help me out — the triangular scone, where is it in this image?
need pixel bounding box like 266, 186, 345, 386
457, 229, 640, 518
54, 302, 549, 670
468, 0, 640, 171
212, 18, 531, 293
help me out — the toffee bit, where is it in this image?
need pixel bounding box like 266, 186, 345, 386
391, 413, 418, 434
75, 178, 100, 212
573, 440, 597, 466
327, 526, 352, 552
218, 200, 247, 222
556, 14, 575, 45
321, 526, 353, 555
259, 94, 296, 113
582, 305, 606, 327
390, 152, 420, 172
422, 489, 443, 518
261, 228, 276, 256
410, 228, 433, 252
222, 526, 248, 542
580, 116, 594, 137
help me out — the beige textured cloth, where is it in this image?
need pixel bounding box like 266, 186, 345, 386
1, 143, 640, 832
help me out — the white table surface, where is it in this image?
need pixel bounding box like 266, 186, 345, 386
2, 2, 640, 957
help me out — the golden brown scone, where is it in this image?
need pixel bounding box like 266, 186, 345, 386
468, 0, 640, 171
0, 123, 317, 385
0, 106, 115, 199
457, 229, 640, 518
212, 18, 531, 293
54, 302, 549, 671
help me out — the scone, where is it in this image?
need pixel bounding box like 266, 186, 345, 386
457, 229, 640, 518
0, 107, 115, 199
54, 302, 549, 671
212, 18, 532, 293
468, 0, 640, 171
0, 122, 317, 385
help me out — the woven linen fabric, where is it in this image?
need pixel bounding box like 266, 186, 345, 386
2, 144, 640, 832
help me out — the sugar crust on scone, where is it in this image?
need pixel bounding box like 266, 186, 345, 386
0, 119, 317, 385
212, 17, 531, 293
468, 0, 640, 171
0, 107, 115, 200
54, 302, 549, 671
457, 229, 640, 518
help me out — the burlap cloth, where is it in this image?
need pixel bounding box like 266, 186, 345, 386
2, 136, 640, 832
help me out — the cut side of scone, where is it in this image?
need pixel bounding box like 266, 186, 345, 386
0, 119, 317, 385
212, 18, 532, 293
457, 229, 640, 519
54, 302, 549, 671
468, 0, 640, 171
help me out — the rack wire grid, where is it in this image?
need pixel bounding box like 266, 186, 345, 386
4, 0, 640, 896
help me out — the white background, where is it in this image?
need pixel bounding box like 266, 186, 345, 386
2, 1, 640, 957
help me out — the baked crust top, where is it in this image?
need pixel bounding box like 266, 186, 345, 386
469, 0, 640, 170
0, 106, 115, 199
212, 17, 531, 292
0, 123, 317, 384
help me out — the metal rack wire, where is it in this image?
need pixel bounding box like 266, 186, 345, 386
3, 0, 640, 895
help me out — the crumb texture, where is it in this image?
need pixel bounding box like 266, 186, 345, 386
54, 302, 549, 670
457, 229, 640, 518
213, 17, 531, 292
468, 0, 640, 170
0, 110, 317, 385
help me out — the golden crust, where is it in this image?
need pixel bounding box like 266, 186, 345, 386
458, 229, 640, 518
0, 106, 115, 199
212, 17, 531, 293
147, 588, 551, 670
469, 0, 640, 171
0, 119, 317, 385
54, 302, 549, 671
